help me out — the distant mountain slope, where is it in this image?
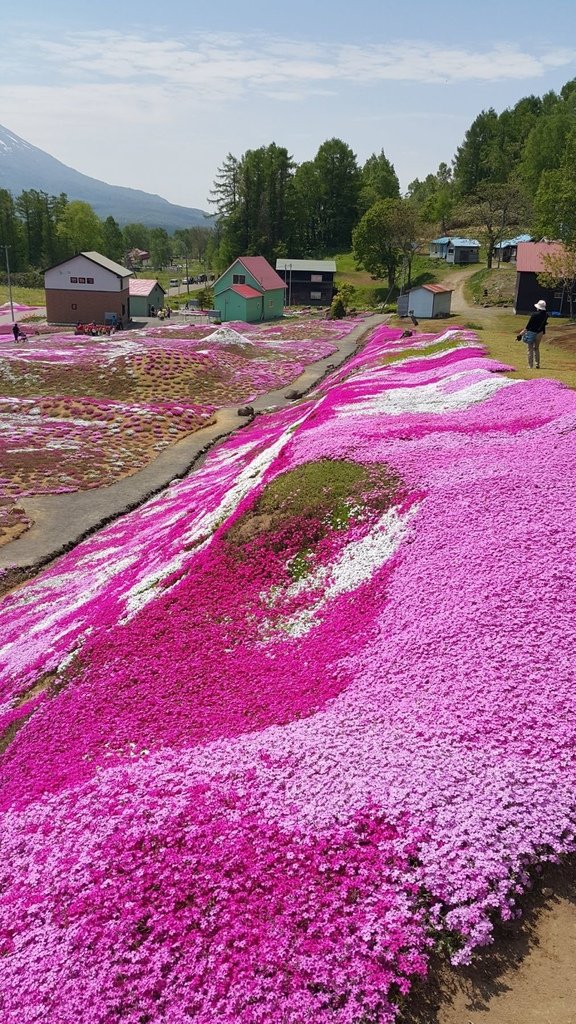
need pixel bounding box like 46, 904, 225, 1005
0, 124, 214, 232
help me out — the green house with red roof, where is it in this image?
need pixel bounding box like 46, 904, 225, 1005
213, 256, 285, 322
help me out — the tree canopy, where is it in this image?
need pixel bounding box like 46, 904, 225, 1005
352, 198, 420, 288
211, 138, 366, 267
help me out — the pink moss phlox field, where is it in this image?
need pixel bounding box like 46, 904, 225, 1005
2, 324, 576, 1020
0, 784, 429, 1024
0, 318, 346, 508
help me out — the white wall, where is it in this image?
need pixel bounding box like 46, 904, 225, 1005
408, 288, 434, 318
45, 255, 128, 292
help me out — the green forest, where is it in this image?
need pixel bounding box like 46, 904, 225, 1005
0, 192, 213, 284
3, 77, 576, 288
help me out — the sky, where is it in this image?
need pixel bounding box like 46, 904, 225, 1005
2, 0, 576, 213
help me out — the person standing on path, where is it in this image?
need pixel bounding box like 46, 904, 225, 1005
12, 322, 20, 341
517, 299, 548, 369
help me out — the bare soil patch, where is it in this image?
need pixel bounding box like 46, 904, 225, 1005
400, 860, 576, 1024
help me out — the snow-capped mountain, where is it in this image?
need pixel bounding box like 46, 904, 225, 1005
0, 124, 213, 231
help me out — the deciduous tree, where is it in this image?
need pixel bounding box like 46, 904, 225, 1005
359, 151, 399, 214
533, 127, 576, 245
56, 200, 102, 256
407, 163, 454, 232
352, 199, 420, 288
148, 228, 172, 269
538, 246, 576, 319
101, 216, 125, 264
466, 183, 528, 268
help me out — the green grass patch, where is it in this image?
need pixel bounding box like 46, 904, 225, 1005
256, 459, 394, 521
287, 547, 315, 583
227, 458, 403, 575
379, 336, 473, 365
465, 266, 516, 307
3, 286, 46, 307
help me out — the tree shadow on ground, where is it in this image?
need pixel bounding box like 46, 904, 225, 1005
398, 857, 576, 1023
408, 271, 437, 288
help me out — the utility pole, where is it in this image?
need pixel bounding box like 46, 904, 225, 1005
4, 245, 14, 323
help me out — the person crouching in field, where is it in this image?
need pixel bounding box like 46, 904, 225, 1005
517, 299, 548, 369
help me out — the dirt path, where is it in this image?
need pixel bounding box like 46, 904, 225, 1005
441, 266, 479, 316
442, 265, 514, 323
402, 860, 576, 1024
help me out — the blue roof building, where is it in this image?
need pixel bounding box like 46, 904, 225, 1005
429, 236, 480, 264
493, 234, 532, 263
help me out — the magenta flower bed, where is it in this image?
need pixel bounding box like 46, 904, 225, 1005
1, 325, 576, 1021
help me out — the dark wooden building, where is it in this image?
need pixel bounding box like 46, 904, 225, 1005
275, 259, 336, 307
515, 241, 573, 315
493, 233, 532, 264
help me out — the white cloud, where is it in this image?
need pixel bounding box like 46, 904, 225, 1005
4, 31, 576, 96
1, 28, 575, 207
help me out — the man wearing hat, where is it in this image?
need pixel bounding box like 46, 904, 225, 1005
517, 299, 548, 369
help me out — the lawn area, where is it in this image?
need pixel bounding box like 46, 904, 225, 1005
1, 286, 46, 309
415, 305, 576, 392
479, 312, 576, 390
334, 251, 468, 307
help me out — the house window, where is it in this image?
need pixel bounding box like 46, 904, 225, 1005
71, 303, 77, 310
233, 274, 246, 284
86, 277, 94, 284
311, 274, 322, 282
70, 277, 78, 283
310, 291, 322, 300
78, 277, 86, 284
554, 292, 563, 299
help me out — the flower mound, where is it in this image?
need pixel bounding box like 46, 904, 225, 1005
1, 325, 576, 1021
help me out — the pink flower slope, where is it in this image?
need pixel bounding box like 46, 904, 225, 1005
1, 326, 576, 1021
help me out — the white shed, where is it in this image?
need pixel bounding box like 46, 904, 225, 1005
405, 284, 453, 319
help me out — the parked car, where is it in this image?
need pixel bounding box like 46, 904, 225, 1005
169, 279, 179, 288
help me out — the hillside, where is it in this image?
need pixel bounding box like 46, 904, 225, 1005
0, 124, 213, 232
2, 320, 576, 1023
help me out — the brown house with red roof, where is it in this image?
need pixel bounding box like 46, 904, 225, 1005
44, 251, 132, 325
213, 256, 285, 322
